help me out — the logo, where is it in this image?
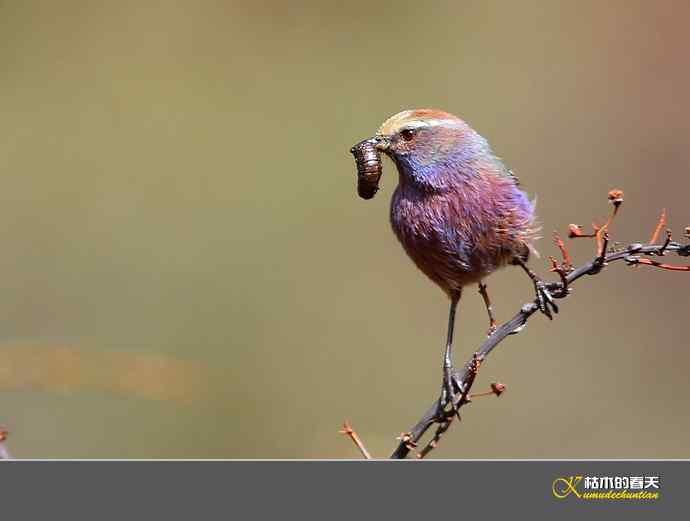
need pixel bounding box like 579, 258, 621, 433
552, 475, 660, 501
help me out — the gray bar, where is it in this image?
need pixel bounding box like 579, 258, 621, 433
0, 461, 683, 520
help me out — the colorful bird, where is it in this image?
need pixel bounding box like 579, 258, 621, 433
353, 108, 557, 415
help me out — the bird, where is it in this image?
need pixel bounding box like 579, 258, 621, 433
361, 108, 557, 415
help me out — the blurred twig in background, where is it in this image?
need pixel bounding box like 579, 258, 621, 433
0, 427, 11, 459
0, 348, 211, 458
0, 347, 210, 404
342, 190, 690, 459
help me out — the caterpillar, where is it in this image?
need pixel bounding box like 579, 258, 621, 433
350, 138, 383, 200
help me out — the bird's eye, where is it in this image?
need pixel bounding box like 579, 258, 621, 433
400, 128, 416, 142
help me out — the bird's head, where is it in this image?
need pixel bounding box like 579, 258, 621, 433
375, 109, 490, 190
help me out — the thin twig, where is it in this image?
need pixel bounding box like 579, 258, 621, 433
552, 232, 573, 272
339, 421, 372, 459
650, 208, 667, 244
549, 256, 569, 296
625, 256, 690, 272
469, 382, 506, 399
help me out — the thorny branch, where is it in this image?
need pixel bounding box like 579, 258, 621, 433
342, 189, 690, 459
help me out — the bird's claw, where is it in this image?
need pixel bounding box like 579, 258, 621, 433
534, 280, 559, 319
437, 368, 463, 420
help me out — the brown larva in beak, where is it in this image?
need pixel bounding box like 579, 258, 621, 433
350, 138, 383, 200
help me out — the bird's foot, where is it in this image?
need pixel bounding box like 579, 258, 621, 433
436, 367, 464, 420
533, 279, 559, 319
512, 257, 560, 320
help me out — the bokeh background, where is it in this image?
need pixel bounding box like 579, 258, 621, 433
0, 1, 688, 458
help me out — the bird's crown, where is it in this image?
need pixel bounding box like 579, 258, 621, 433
377, 109, 466, 137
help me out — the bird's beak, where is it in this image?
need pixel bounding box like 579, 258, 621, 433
374, 135, 391, 152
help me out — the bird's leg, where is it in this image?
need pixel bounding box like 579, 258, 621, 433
512, 257, 559, 319
477, 282, 497, 336
438, 289, 464, 418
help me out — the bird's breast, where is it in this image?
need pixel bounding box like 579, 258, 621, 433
390, 184, 522, 293
391, 188, 479, 292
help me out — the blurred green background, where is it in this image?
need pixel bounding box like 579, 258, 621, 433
0, 1, 688, 458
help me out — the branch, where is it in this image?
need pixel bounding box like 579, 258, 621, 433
339, 190, 688, 459
339, 421, 372, 459
389, 215, 689, 459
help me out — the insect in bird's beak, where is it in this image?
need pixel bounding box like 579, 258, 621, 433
350, 137, 384, 200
